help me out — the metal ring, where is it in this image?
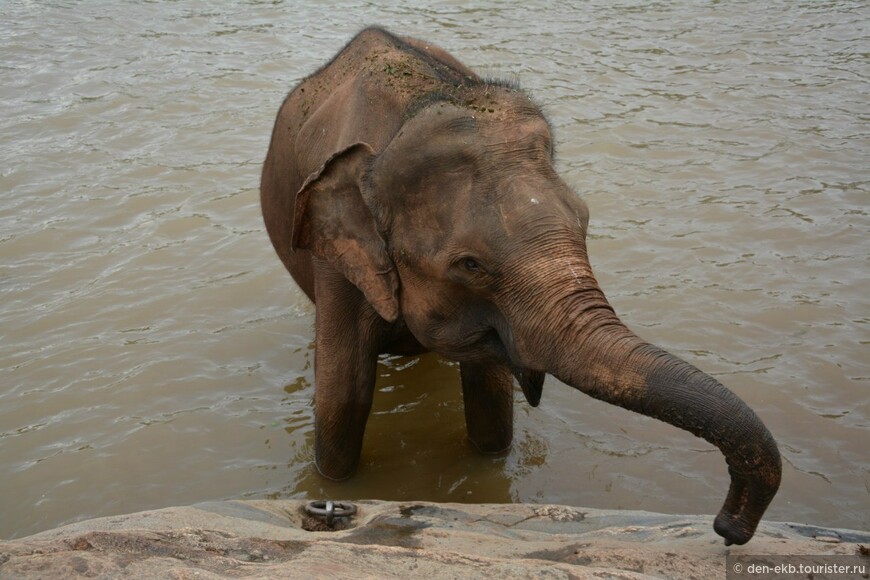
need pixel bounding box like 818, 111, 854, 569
305, 500, 357, 524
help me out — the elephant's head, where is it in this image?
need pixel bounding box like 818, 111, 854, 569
292, 88, 781, 545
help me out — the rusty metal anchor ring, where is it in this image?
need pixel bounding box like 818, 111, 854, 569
305, 500, 357, 526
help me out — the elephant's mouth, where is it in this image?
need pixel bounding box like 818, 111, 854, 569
479, 327, 507, 358
457, 328, 545, 406
423, 325, 514, 367
460, 327, 538, 370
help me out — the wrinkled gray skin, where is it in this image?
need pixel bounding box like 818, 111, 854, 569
260, 27, 781, 545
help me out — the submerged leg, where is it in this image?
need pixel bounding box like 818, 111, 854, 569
312, 272, 385, 480
460, 362, 514, 453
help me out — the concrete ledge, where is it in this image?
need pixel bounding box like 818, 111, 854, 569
1, 500, 867, 578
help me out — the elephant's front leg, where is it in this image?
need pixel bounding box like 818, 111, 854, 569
460, 362, 514, 453
312, 274, 384, 481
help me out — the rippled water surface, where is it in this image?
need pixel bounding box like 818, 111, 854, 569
1, 1, 867, 539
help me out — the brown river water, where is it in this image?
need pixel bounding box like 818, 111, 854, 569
1, 1, 867, 540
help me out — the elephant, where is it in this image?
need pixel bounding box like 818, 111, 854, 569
260, 27, 781, 545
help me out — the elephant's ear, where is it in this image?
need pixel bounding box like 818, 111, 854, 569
292, 142, 399, 323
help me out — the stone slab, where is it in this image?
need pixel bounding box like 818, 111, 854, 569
1, 501, 867, 578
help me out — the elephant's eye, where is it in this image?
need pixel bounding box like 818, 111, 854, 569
462, 257, 482, 273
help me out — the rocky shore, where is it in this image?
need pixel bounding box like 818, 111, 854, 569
1, 500, 867, 578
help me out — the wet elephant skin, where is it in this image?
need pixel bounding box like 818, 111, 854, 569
260, 27, 781, 545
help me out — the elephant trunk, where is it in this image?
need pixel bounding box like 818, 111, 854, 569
519, 280, 781, 545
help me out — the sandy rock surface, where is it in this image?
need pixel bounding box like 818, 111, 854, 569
1, 500, 867, 578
